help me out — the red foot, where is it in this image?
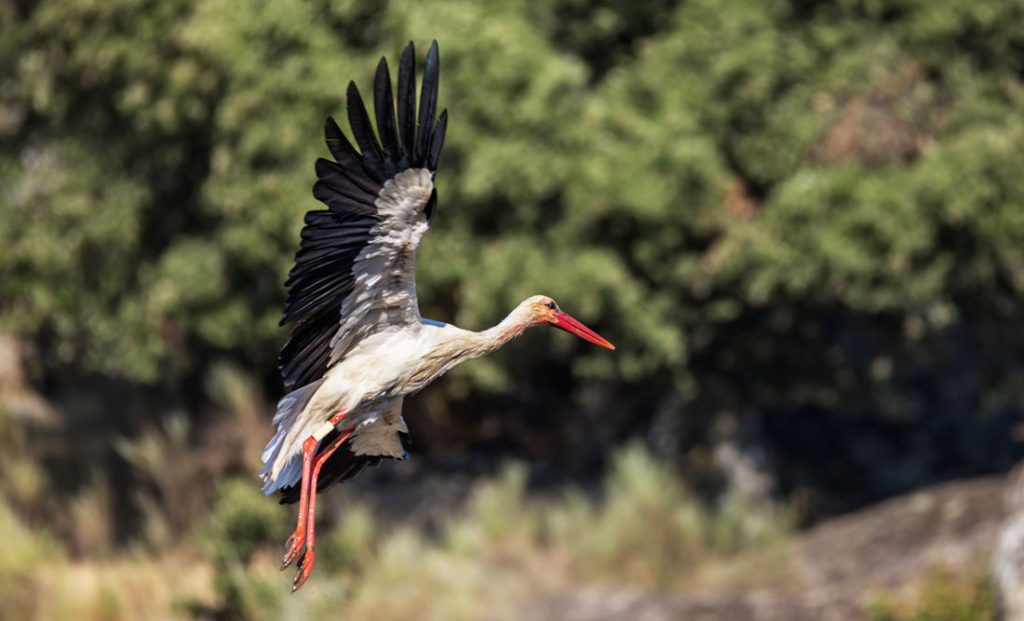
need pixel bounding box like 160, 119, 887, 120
285, 415, 352, 592
280, 529, 305, 570
291, 549, 316, 592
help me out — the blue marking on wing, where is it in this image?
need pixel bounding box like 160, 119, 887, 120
421, 317, 447, 328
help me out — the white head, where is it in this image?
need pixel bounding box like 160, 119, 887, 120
510, 295, 615, 350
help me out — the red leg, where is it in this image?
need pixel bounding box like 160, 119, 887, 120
280, 436, 318, 569
291, 425, 356, 592
281, 409, 350, 570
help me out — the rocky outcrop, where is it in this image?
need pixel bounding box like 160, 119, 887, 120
995, 465, 1024, 620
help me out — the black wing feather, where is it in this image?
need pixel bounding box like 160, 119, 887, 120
313, 158, 380, 205
416, 41, 440, 164
429, 110, 448, 172
346, 82, 385, 164
277, 40, 448, 392
424, 187, 438, 222
397, 42, 417, 159
374, 58, 401, 162
324, 116, 380, 183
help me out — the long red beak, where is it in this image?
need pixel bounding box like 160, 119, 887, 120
550, 310, 615, 350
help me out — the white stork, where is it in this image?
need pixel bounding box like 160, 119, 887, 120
260, 40, 615, 591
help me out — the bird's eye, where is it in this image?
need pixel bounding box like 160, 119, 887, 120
546, 301, 557, 310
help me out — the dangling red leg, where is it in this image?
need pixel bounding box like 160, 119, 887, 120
280, 436, 317, 569
281, 409, 349, 570
291, 424, 356, 592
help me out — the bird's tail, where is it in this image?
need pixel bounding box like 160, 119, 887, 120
260, 380, 323, 495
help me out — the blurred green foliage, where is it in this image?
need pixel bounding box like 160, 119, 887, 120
197, 478, 283, 620
544, 445, 790, 587
2, 0, 1024, 510
198, 478, 279, 565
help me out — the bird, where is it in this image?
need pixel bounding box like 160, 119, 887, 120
259, 40, 615, 591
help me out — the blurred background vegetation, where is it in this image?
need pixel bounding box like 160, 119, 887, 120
1, 0, 1022, 619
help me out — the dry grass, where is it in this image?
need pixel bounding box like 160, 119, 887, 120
34, 556, 215, 621
0, 497, 58, 621
317, 447, 792, 620
1, 496, 214, 621
0, 358, 797, 620
2, 401, 794, 621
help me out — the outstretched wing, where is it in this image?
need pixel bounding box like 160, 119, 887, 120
279, 41, 448, 390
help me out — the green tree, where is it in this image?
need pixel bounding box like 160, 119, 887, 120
2, 0, 1023, 513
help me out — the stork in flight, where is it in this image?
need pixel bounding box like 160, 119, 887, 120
260, 40, 615, 591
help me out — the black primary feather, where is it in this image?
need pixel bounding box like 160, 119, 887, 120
346, 82, 385, 164
416, 41, 440, 164
397, 43, 417, 160
277, 40, 448, 393
374, 58, 401, 163
429, 110, 448, 173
